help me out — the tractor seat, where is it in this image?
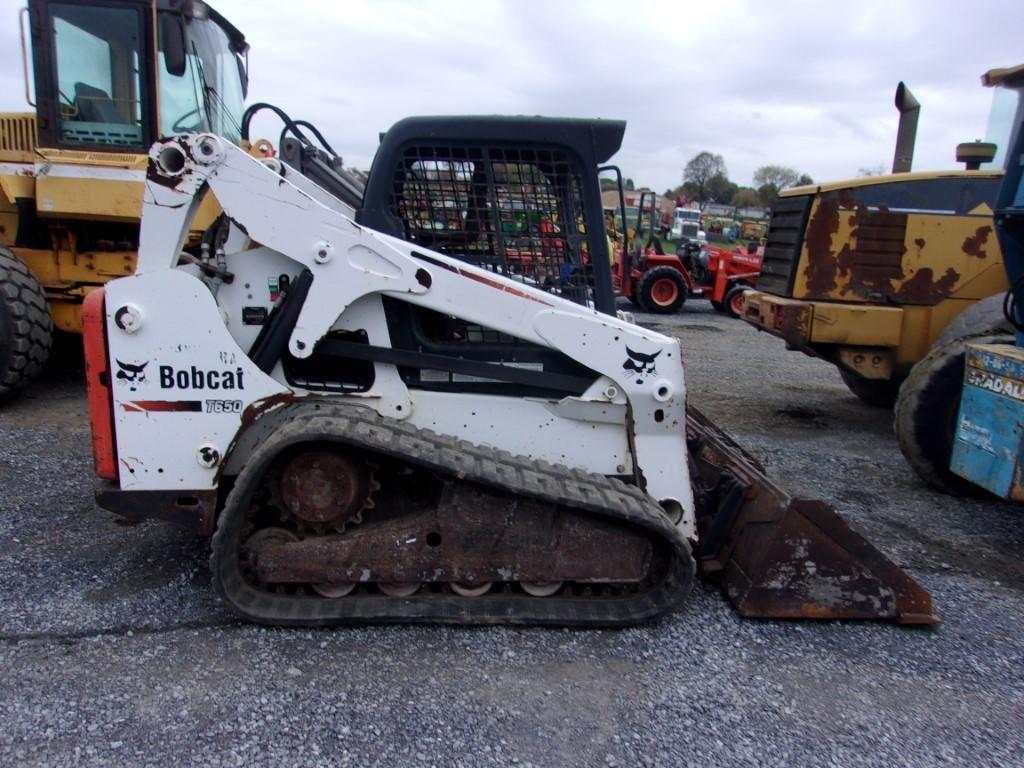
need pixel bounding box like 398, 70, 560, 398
73, 82, 126, 124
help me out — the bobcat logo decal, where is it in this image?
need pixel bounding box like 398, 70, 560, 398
115, 359, 149, 392
623, 347, 661, 383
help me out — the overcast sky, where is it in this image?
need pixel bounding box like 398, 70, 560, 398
1, 0, 1022, 193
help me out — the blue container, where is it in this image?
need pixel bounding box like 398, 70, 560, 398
951, 343, 1024, 500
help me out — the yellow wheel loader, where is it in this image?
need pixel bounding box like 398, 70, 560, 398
0, 0, 249, 401
1, 0, 361, 402
741, 68, 1023, 494
743, 79, 1008, 407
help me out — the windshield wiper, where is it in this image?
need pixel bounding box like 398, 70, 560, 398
190, 45, 216, 131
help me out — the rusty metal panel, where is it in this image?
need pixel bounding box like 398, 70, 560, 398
800, 192, 909, 300
793, 177, 1006, 306
254, 483, 654, 586
809, 303, 904, 346
741, 292, 814, 348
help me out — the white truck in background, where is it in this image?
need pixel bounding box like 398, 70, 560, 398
669, 207, 706, 244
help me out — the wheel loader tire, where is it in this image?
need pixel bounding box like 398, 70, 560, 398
839, 369, 902, 408
0, 247, 52, 404
935, 292, 1011, 348
723, 285, 748, 318
638, 266, 686, 314
894, 333, 1012, 496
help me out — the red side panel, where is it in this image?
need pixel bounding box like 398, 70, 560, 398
82, 289, 118, 480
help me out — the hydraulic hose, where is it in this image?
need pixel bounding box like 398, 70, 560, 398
240, 103, 338, 160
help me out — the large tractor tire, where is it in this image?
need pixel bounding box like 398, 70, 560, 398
894, 333, 1012, 495
935, 292, 1011, 348
638, 266, 686, 314
839, 369, 902, 408
0, 248, 53, 404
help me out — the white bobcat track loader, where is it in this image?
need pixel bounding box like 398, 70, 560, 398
82, 120, 935, 626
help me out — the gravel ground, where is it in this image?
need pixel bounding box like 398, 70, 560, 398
1, 306, 1022, 767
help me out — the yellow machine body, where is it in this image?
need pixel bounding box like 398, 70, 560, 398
742, 171, 1007, 381
0, 112, 220, 332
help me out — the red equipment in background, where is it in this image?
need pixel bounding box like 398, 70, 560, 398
702, 242, 763, 316
610, 193, 763, 315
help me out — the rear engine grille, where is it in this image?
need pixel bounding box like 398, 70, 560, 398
756, 195, 812, 296
0, 113, 36, 159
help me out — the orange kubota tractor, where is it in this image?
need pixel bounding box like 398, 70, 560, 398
611, 192, 761, 314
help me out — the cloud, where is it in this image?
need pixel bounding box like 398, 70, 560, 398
0, 0, 1020, 192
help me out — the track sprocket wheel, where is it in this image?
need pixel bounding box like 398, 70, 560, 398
271, 448, 378, 534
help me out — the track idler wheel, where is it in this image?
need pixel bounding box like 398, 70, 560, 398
313, 582, 355, 598
240, 526, 299, 585
521, 582, 563, 597
450, 582, 493, 597
378, 583, 420, 597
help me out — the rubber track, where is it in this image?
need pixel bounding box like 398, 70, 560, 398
211, 401, 696, 626
0, 248, 52, 402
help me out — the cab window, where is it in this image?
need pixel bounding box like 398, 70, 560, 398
158, 49, 205, 137
390, 145, 591, 304
51, 3, 145, 148
157, 15, 244, 143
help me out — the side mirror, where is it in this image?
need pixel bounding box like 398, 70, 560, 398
160, 15, 187, 77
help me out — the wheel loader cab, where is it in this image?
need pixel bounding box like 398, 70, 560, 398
0, 0, 247, 388
28, 0, 248, 151
42, 3, 149, 149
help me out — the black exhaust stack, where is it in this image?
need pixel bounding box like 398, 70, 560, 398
892, 82, 920, 173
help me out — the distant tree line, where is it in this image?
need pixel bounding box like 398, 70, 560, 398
600, 177, 635, 191
662, 152, 814, 208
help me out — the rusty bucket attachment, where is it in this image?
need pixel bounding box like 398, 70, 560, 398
687, 407, 937, 624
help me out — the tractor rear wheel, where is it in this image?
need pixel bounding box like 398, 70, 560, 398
723, 285, 749, 318
638, 266, 686, 314
894, 333, 1011, 495
0, 248, 52, 404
